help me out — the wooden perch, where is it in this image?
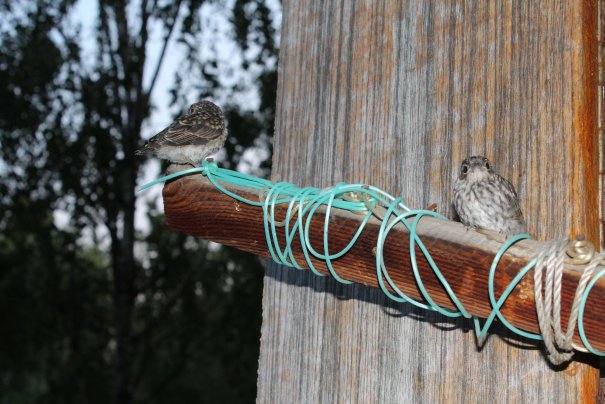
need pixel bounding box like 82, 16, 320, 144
162, 167, 605, 353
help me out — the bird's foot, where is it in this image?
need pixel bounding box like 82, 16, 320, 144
463, 224, 477, 233
477, 228, 507, 242
187, 159, 211, 167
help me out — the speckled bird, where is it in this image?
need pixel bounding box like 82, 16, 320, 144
136, 100, 227, 165
453, 156, 527, 236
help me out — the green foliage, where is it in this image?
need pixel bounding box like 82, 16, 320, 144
133, 209, 263, 403
0, 0, 279, 402
0, 193, 114, 404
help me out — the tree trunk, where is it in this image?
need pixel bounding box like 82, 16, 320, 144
258, 0, 602, 402
113, 115, 140, 404
111, 220, 136, 404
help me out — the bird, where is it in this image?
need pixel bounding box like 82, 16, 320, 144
135, 100, 228, 166
453, 155, 527, 236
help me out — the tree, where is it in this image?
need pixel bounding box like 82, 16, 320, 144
0, 0, 279, 402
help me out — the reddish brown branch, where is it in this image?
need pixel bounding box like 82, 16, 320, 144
162, 168, 605, 353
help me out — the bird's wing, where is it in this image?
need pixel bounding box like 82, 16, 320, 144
150, 114, 224, 147
495, 174, 524, 218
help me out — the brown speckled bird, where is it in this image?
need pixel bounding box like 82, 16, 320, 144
136, 100, 227, 166
453, 156, 527, 236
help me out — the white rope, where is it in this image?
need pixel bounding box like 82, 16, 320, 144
534, 239, 603, 365
567, 252, 604, 353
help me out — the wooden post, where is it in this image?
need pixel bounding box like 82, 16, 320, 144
162, 173, 605, 351
257, 1, 602, 402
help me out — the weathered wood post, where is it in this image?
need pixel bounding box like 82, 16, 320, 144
257, 1, 602, 402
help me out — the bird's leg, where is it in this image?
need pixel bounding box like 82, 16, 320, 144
192, 157, 214, 167
476, 227, 507, 242
463, 224, 477, 233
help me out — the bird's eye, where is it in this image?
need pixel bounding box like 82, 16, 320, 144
485, 161, 491, 170
462, 164, 469, 174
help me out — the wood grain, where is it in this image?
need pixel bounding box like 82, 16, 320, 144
255, 0, 602, 402
162, 173, 605, 352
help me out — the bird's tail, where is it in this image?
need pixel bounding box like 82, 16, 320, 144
134, 147, 148, 156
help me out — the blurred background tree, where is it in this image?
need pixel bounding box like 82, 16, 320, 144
0, 0, 279, 403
